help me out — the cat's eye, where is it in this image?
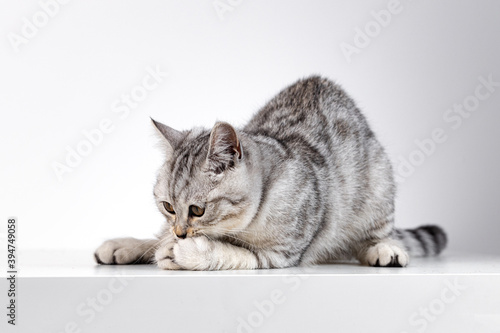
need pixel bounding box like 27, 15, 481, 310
163, 202, 175, 214
190, 205, 205, 217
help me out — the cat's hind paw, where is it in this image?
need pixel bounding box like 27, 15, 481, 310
364, 240, 409, 267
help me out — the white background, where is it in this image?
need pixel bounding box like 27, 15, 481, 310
0, 0, 499, 254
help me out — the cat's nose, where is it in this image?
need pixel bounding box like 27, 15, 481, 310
174, 225, 187, 239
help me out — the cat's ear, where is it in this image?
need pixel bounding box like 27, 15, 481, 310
151, 118, 184, 152
207, 122, 242, 174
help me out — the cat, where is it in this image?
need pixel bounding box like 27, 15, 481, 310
94, 76, 447, 270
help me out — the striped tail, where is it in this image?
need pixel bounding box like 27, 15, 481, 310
393, 225, 447, 257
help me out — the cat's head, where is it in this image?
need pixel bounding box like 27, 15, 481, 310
152, 119, 258, 240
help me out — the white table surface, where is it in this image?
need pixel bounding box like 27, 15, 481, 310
3, 250, 500, 333
10, 249, 500, 277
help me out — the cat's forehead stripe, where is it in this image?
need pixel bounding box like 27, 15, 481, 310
169, 134, 209, 201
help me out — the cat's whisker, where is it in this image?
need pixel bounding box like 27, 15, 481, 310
197, 225, 255, 235
210, 231, 258, 250
135, 239, 164, 263
199, 231, 215, 243
123, 238, 161, 264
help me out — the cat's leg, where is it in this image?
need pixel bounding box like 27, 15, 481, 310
168, 236, 259, 270
357, 238, 409, 267
154, 233, 182, 270
355, 211, 410, 267
94, 238, 159, 265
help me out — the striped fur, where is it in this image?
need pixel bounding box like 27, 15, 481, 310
94, 76, 447, 269
394, 225, 447, 257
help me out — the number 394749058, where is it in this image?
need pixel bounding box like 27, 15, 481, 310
7, 218, 16, 269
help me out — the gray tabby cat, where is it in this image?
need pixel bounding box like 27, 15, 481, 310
95, 76, 447, 270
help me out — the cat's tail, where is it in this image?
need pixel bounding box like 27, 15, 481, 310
393, 225, 447, 257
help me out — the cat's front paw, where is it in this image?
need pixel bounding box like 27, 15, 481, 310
155, 242, 182, 270
94, 238, 155, 265
173, 236, 216, 270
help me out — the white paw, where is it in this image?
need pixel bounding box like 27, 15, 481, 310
94, 238, 154, 264
365, 241, 409, 267
173, 236, 215, 270
155, 242, 181, 270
